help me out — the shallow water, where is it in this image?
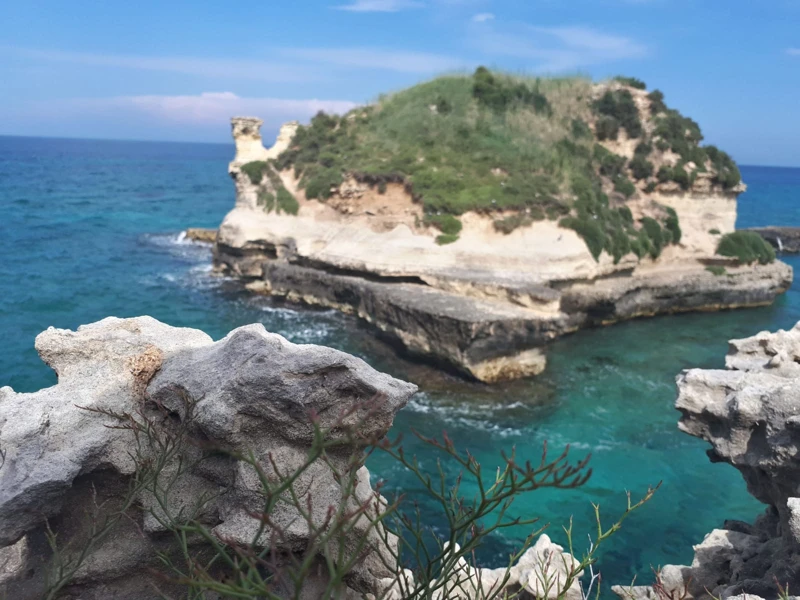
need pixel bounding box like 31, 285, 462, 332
2, 135, 799, 590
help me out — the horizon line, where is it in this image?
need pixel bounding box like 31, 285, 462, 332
0, 132, 797, 170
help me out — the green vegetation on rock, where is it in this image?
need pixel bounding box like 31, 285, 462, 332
705, 265, 727, 276
717, 231, 776, 264
240, 161, 270, 185
272, 67, 743, 262
245, 161, 299, 215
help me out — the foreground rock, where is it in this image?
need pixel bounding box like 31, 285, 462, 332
0, 317, 586, 599
213, 117, 792, 382
747, 226, 800, 253
614, 323, 800, 600
0, 317, 416, 599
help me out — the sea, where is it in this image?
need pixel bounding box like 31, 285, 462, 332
2, 135, 800, 590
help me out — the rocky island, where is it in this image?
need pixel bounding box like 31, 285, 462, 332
213, 70, 792, 382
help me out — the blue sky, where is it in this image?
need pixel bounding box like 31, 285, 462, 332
2, 0, 799, 165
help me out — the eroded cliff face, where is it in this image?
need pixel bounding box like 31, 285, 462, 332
214, 117, 791, 382
614, 324, 800, 600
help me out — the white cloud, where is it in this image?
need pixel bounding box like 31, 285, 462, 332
471, 12, 494, 22
469, 21, 647, 72
787, 47, 800, 56
334, 0, 424, 11
281, 47, 466, 73
2, 46, 321, 83
60, 92, 358, 126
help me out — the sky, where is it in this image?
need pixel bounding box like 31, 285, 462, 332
1, 0, 799, 166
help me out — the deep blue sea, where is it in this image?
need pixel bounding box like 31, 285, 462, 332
2, 135, 800, 592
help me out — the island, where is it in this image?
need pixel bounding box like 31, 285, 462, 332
212, 69, 793, 382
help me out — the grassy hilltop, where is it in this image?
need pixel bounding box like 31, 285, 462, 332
245, 68, 772, 264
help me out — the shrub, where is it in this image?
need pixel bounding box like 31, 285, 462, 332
560, 216, 606, 259
644, 181, 657, 193
304, 169, 343, 200
706, 265, 727, 276
472, 66, 551, 114
634, 141, 652, 158
641, 217, 664, 258
614, 76, 647, 90
657, 166, 671, 183
435, 233, 459, 245
594, 145, 626, 178
614, 175, 636, 198
709, 228, 721, 235
629, 155, 654, 180
648, 90, 667, 114
241, 161, 270, 185
671, 164, 691, 190
435, 96, 452, 114
571, 118, 592, 139
49, 391, 657, 600
595, 116, 620, 141
618, 205, 633, 223
717, 231, 776, 264
705, 145, 741, 189
425, 214, 462, 236
377, 181, 387, 194
594, 89, 643, 138
664, 206, 681, 244
277, 187, 300, 215
655, 139, 670, 152
493, 214, 533, 234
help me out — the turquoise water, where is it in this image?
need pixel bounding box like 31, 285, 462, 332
2, 135, 800, 590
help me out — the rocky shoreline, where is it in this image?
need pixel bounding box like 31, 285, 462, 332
211, 117, 793, 382
748, 226, 800, 253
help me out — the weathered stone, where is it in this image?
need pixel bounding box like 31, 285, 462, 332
618, 322, 800, 599
0, 317, 417, 599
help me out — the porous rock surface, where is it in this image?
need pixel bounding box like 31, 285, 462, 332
613, 322, 800, 600
0, 316, 415, 599
0, 316, 584, 599
215, 117, 792, 383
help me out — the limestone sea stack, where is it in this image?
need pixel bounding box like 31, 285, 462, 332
213, 72, 792, 382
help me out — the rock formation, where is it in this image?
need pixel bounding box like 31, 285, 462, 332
0, 317, 586, 599
214, 115, 792, 383
613, 323, 800, 600
748, 227, 800, 253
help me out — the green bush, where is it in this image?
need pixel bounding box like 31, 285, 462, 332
594, 89, 643, 138
425, 214, 463, 236
241, 161, 270, 185
377, 181, 387, 194
717, 231, 776, 264
594, 145, 626, 178
571, 118, 592, 139
705, 265, 727, 276
595, 116, 620, 141
629, 155, 654, 180
657, 166, 671, 183
641, 217, 664, 258
435, 233, 459, 245
644, 181, 657, 193
671, 164, 691, 190
560, 216, 606, 260
705, 145, 741, 189
614, 76, 647, 90
435, 96, 452, 114
709, 228, 720, 235
614, 175, 636, 198
472, 66, 551, 114
648, 90, 667, 114
277, 187, 300, 215
664, 207, 681, 244
618, 206, 633, 224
